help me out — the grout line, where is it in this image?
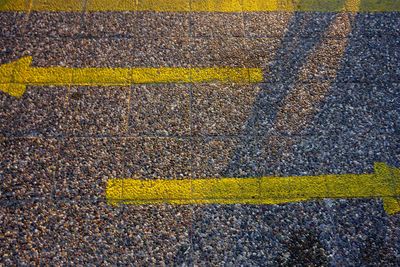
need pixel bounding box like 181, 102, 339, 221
123, 85, 133, 135
0, 126, 398, 140
2, 30, 398, 40
2, 195, 399, 206
188, 1, 195, 264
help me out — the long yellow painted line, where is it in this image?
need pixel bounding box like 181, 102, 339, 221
0, 56, 262, 98
107, 162, 400, 215
0, 0, 399, 12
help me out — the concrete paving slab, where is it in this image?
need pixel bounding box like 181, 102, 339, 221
63, 86, 130, 136
83, 11, 137, 37
54, 137, 125, 200
0, 138, 60, 200
191, 137, 240, 178
244, 12, 292, 38
353, 12, 400, 36
191, 202, 332, 266
0, 200, 192, 265
25, 11, 84, 38
122, 137, 192, 179
1, 3, 400, 265
388, 37, 400, 82
134, 37, 191, 67
129, 84, 191, 136
337, 36, 390, 82
325, 198, 400, 266
191, 83, 260, 136
136, 12, 190, 37
0, 12, 27, 37
0, 86, 67, 137
191, 12, 245, 37
190, 37, 249, 67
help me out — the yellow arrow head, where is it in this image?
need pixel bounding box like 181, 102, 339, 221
0, 56, 32, 98
374, 162, 400, 215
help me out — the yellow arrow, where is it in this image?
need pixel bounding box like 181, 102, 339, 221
0, 56, 262, 98
107, 162, 400, 215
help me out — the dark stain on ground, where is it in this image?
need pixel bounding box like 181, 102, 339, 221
70, 92, 83, 100
276, 229, 329, 267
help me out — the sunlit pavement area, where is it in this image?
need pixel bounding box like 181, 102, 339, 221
1, 0, 400, 265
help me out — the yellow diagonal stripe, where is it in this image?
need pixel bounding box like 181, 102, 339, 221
1, 0, 399, 12
106, 163, 400, 215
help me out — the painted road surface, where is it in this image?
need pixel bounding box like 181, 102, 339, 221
1, 0, 400, 265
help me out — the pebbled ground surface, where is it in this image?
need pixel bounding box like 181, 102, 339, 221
1, 2, 400, 266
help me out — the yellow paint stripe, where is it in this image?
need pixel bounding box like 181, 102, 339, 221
0, 57, 261, 97
15, 67, 73, 85
72, 68, 131, 85
192, 0, 242, 12
1, 0, 399, 12
191, 68, 262, 84
31, 0, 84, 12
0, 0, 28, 11
132, 68, 191, 84
86, 0, 136, 11
0, 83, 26, 97
137, 0, 190, 12
106, 163, 400, 215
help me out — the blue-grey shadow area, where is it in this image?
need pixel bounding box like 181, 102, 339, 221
223, 11, 339, 177
208, 5, 400, 267
224, 9, 400, 177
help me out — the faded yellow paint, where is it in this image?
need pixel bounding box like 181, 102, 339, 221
0, 0, 28, 11
31, 0, 83, 12
86, 0, 136, 11
132, 68, 191, 84
137, 0, 190, 12
242, 0, 279, 12
107, 163, 400, 215
72, 68, 131, 85
192, 0, 242, 12
0, 56, 262, 98
16, 67, 73, 85
1, 0, 399, 12
191, 68, 262, 84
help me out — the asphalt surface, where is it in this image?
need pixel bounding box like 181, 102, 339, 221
1, 4, 400, 267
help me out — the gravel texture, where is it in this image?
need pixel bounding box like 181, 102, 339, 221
129, 84, 191, 136
136, 12, 190, 37
190, 37, 248, 67
0, 86, 67, 137
121, 137, 192, 179
191, 202, 333, 266
54, 137, 125, 200
192, 83, 260, 136
388, 38, 400, 82
337, 36, 390, 82
26, 11, 84, 38
0, 200, 191, 265
0, 12, 27, 37
0, 138, 60, 200
1, 8, 400, 266
83, 12, 137, 37
191, 12, 244, 37
134, 37, 191, 67
64, 86, 130, 136
244, 12, 293, 38
191, 137, 239, 178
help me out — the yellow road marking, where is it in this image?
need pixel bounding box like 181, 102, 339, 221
107, 163, 400, 215
1, 0, 399, 12
0, 56, 262, 98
